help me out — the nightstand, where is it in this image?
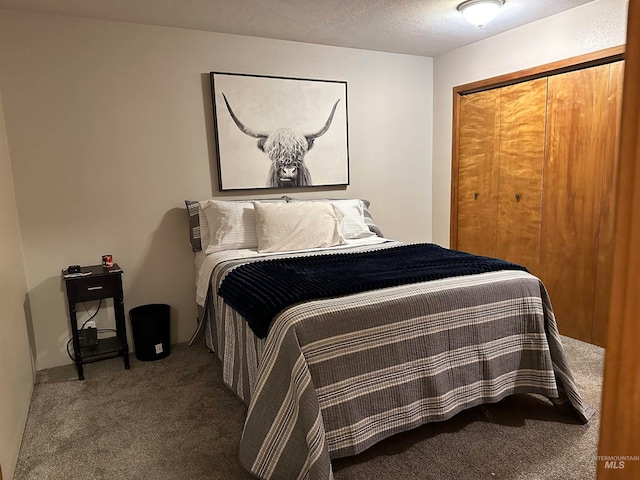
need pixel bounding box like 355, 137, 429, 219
63, 263, 130, 380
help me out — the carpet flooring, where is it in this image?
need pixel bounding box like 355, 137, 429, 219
13, 336, 604, 480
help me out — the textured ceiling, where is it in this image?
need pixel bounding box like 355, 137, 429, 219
0, 0, 598, 56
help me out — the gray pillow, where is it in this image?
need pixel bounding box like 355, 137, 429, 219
360, 199, 385, 238
185, 200, 201, 252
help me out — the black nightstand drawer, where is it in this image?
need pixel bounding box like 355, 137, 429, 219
66, 274, 121, 302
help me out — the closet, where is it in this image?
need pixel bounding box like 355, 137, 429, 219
451, 51, 624, 347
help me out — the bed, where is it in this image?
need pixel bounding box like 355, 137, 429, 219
186, 197, 593, 480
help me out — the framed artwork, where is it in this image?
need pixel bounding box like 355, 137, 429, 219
210, 72, 349, 191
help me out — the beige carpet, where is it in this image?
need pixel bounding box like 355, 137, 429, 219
14, 336, 604, 480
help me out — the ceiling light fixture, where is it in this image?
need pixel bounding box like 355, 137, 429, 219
457, 0, 505, 28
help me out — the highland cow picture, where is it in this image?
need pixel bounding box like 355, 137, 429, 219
211, 72, 349, 191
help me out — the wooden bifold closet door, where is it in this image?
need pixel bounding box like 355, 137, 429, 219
453, 57, 624, 347
457, 78, 546, 275
540, 63, 623, 345
456, 89, 501, 258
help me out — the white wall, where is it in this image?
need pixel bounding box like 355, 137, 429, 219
0, 88, 35, 480
432, 0, 629, 247
0, 9, 433, 369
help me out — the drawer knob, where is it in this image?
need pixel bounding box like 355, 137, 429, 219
87, 286, 103, 291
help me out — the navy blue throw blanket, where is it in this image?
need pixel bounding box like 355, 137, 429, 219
217, 243, 528, 339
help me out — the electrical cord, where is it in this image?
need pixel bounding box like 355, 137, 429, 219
80, 299, 102, 329
66, 299, 104, 361
66, 338, 75, 362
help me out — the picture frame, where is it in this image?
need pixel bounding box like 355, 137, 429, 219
210, 72, 349, 191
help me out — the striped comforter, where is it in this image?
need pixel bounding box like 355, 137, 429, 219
200, 242, 593, 480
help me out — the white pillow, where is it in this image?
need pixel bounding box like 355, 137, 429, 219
200, 200, 259, 253
253, 202, 345, 253
287, 198, 375, 239
327, 199, 376, 239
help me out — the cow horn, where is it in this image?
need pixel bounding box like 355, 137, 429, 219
306, 99, 341, 143
221, 93, 268, 139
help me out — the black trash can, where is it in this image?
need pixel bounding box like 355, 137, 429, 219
129, 304, 171, 361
